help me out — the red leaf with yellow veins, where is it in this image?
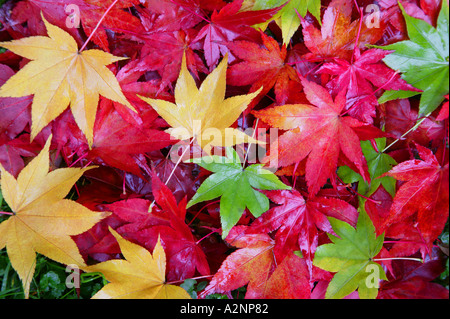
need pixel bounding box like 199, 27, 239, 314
254, 78, 381, 196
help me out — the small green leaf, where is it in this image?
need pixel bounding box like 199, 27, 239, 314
338, 138, 397, 198
361, 139, 397, 197
187, 148, 290, 238
313, 209, 386, 299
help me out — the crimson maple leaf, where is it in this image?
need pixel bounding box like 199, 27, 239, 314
226, 32, 302, 107
383, 99, 446, 149
380, 143, 449, 249
87, 103, 174, 177
136, 0, 212, 34
194, 0, 280, 68
301, 0, 385, 61
199, 225, 311, 299
254, 77, 386, 196
137, 29, 208, 91
0, 64, 35, 176
248, 189, 358, 273
12, 0, 143, 51
378, 258, 450, 299
318, 48, 421, 123
0, 64, 31, 141
103, 174, 210, 282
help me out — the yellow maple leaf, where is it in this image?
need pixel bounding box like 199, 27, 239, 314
0, 135, 110, 298
83, 228, 191, 299
0, 14, 136, 147
139, 53, 264, 155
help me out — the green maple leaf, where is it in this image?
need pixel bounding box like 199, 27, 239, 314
186, 147, 290, 238
376, 1, 449, 115
313, 209, 387, 299
252, 0, 321, 44
338, 138, 397, 198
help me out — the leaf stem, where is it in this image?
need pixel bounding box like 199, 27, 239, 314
0, 211, 13, 216
187, 200, 220, 226
242, 118, 259, 168
148, 137, 196, 212
195, 229, 219, 245
166, 275, 213, 285
373, 257, 423, 263
381, 114, 430, 153
351, 0, 363, 64
79, 0, 119, 52
166, 136, 196, 186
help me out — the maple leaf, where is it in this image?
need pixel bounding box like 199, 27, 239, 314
380, 143, 449, 248
87, 102, 174, 177
254, 77, 381, 196
338, 137, 398, 198
83, 228, 191, 299
301, 0, 385, 61
77, 0, 143, 52
0, 64, 33, 177
261, 253, 311, 298
0, 15, 136, 147
249, 189, 358, 273
186, 147, 290, 238
11, 0, 143, 52
139, 53, 263, 155
194, 0, 280, 68
0, 135, 109, 298
136, 0, 206, 34
378, 258, 450, 299
138, 29, 208, 91
376, 1, 449, 115
313, 209, 387, 299
107, 174, 210, 281
199, 225, 276, 298
383, 98, 446, 149
227, 31, 302, 106
199, 225, 311, 298
318, 48, 421, 123
0, 64, 31, 143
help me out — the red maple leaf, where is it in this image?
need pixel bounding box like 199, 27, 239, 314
380, 143, 449, 249
199, 224, 312, 298
137, 29, 208, 91
87, 103, 174, 177
253, 77, 385, 196
378, 257, 449, 299
193, 0, 280, 69
0, 64, 35, 176
226, 32, 302, 107
136, 0, 215, 34
318, 48, 421, 123
301, 0, 385, 61
102, 174, 210, 281
11, 0, 143, 51
383, 98, 446, 149
248, 189, 358, 273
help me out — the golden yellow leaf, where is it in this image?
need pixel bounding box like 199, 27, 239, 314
0, 14, 135, 147
139, 53, 264, 155
83, 228, 191, 299
0, 135, 110, 298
